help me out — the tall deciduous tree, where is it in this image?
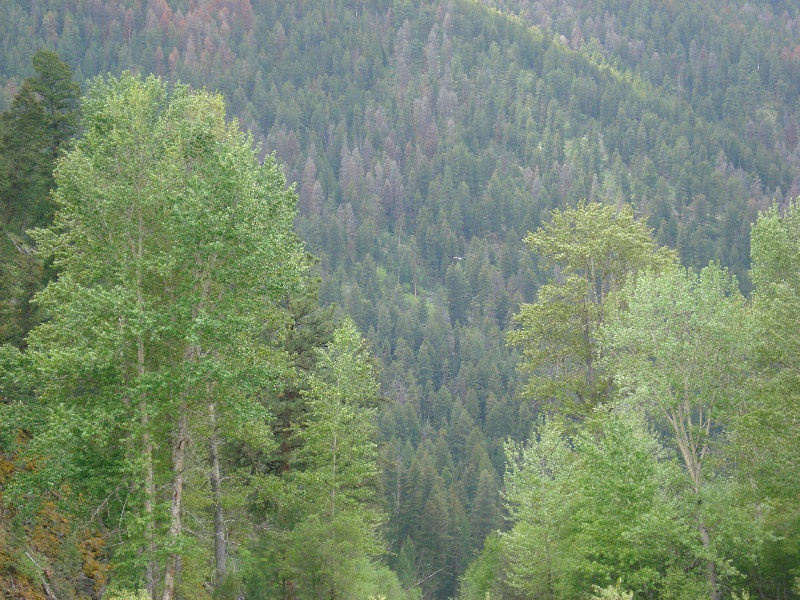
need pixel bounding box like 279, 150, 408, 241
600, 264, 748, 600
733, 203, 800, 594
744, 203, 800, 499
509, 202, 675, 416
26, 73, 304, 598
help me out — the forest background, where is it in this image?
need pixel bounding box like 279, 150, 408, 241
2, 0, 800, 598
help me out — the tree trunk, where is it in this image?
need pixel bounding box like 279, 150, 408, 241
141, 395, 155, 599
162, 408, 188, 600
700, 519, 719, 600
209, 402, 226, 584
134, 172, 157, 599
669, 407, 719, 600
139, 318, 156, 599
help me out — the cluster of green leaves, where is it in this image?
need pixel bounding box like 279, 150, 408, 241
466, 201, 800, 599
509, 202, 676, 413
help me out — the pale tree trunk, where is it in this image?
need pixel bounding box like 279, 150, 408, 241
700, 522, 720, 600
209, 401, 226, 584
545, 530, 555, 600
666, 389, 718, 600
163, 262, 214, 599
140, 334, 156, 599
133, 193, 156, 599
162, 408, 188, 600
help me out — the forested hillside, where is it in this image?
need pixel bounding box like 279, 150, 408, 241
1, 0, 800, 598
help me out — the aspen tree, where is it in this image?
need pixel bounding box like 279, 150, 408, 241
28, 73, 303, 597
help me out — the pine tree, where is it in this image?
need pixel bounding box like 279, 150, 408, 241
0, 50, 80, 346
285, 320, 392, 599
470, 469, 500, 550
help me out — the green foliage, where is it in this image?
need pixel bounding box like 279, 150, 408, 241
0, 49, 80, 347
744, 202, 800, 500
1, 0, 800, 596
458, 532, 507, 600
590, 584, 633, 600
600, 263, 760, 598
16, 72, 305, 595
510, 202, 676, 414
731, 202, 800, 594
601, 262, 745, 439
502, 412, 691, 598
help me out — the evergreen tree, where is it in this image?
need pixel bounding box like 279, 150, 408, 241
285, 320, 396, 599
470, 469, 500, 551
0, 50, 80, 347
26, 49, 81, 159
0, 49, 80, 228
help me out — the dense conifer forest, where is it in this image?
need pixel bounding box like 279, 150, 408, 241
1, 0, 800, 598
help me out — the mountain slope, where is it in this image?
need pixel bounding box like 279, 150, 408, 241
2, 0, 799, 597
